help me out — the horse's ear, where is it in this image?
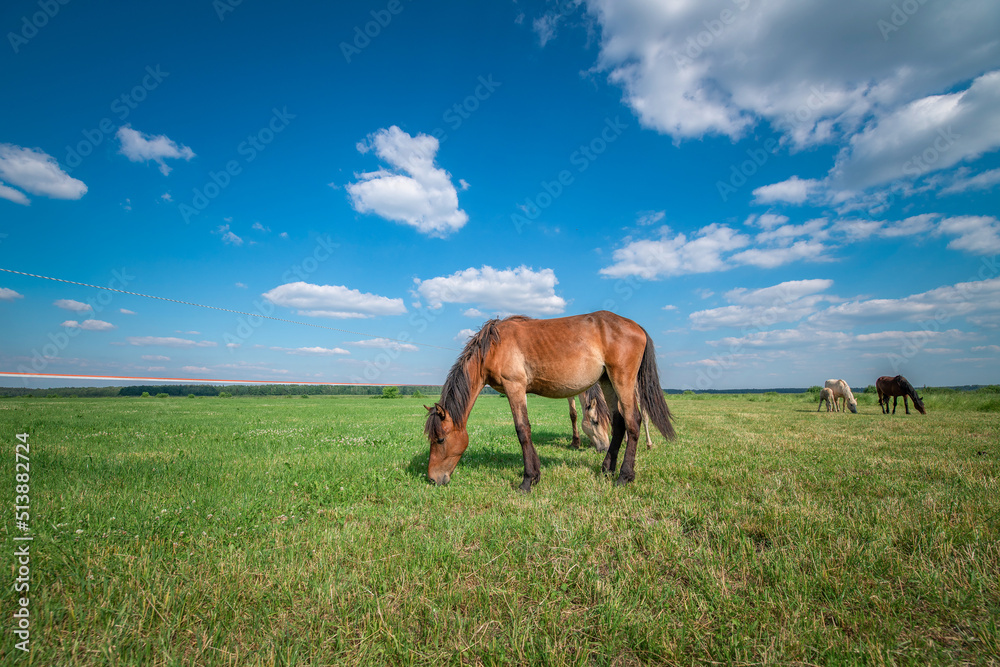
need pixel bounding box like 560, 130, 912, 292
587, 398, 598, 411
431, 403, 446, 419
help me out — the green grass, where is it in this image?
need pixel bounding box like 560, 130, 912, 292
1, 391, 998, 665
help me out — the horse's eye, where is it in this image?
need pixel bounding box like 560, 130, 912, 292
436, 438, 445, 445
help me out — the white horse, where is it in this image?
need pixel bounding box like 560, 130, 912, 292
817, 387, 838, 412
824, 379, 857, 413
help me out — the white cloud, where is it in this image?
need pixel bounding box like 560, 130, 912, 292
582, 0, 1000, 145
61, 319, 116, 331
462, 308, 485, 319
0, 144, 87, 203
345, 338, 418, 352
455, 328, 476, 342
940, 167, 1000, 195
603, 210, 998, 280
753, 177, 821, 205
573, 0, 1000, 208
0, 288, 24, 301
271, 346, 351, 356
808, 277, 1000, 329
600, 224, 750, 279
935, 215, 1000, 256
415, 265, 567, 316
116, 126, 195, 176
346, 126, 468, 237
215, 224, 244, 246
0, 183, 29, 205
262, 281, 406, 319
53, 299, 92, 313
730, 239, 829, 269
828, 71, 1000, 191
181, 366, 212, 374
252, 222, 270, 232
690, 279, 834, 330
637, 210, 666, 226
120, 308, 136, 315
533, 13, 562, 47
127, 336, 218, 348
141, 355, 170, 361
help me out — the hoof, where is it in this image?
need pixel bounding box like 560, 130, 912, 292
614, 475, 633, 487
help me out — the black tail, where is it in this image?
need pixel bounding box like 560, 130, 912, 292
637, 334, 675, 440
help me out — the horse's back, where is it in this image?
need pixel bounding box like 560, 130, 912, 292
489, 312, 646, 397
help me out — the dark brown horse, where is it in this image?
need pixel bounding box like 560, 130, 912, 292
425, 311, 675, 492
876, 375, 926, 414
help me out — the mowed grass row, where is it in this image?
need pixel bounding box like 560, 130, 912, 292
1, 392, 998, 665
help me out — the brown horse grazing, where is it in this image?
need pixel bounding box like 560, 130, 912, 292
876, 375, 926, 414
568, 384, 612, 452
425, 311, 675, 492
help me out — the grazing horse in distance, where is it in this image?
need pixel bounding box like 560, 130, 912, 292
825, 379, 858, 413
568, 384, 611, 452
876, 375, 926, 415
569, 384, 654, 452
425, 311, 675, 492
817, 387, 837, 412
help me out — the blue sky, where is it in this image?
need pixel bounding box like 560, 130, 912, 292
2, 0, 999, 390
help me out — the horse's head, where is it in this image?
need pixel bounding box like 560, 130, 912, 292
913, 394, 927, 414
581, 396, 610, 452
425, 403, 468, 486
847, 399, 858, 414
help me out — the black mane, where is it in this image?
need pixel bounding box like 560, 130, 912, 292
425, 316, 529, 437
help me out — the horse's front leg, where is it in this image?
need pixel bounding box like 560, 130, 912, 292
903, 395, 910, 414
507, 390, 540, 493
892, 396, 898, 414
568, 397, 581, 449
602, 412, 624, 476
615, 407, 642, 487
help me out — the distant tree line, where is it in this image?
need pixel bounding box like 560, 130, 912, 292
0, 384, 444, 398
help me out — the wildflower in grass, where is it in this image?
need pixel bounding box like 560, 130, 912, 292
76, 529, 83, 534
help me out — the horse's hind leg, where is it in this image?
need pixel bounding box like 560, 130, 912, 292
568, 397, 580, 449
892, 396, 898, 414
507, 389, 540, 493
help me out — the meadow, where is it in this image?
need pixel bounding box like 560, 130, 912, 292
1, 389, 998, 665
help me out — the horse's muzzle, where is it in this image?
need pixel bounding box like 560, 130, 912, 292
429, 471, 451, 486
